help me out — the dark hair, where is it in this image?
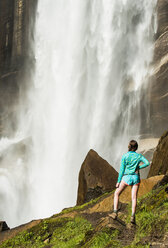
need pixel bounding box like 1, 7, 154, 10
128, 140, 138, 151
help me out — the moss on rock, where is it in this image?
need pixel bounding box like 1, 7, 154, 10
0, 216, 120, 248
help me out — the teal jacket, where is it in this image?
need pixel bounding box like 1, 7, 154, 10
117, 151, 150, 183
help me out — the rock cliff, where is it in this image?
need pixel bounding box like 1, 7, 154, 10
149, 0, 168, 136
148, 130, 168, 177
0, 0, 37, 137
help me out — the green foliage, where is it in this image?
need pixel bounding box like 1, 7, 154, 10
0, 216, 120, 248
0, 217, 92, 248
50, 216, 92, 247
136, 185, 168, 236
125, 184, 168, 247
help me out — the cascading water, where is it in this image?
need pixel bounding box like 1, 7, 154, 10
0, 0, 157, 227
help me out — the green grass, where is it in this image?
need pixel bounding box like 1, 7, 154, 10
83, 228, 120, 248
0, 215, 119, 248
0, 217, 92, 248
136, 185, 168, 236
125, 184, 168, 247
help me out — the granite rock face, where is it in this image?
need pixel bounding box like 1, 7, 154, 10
0, 0, 37, 137
77, 149, 118, 205
156, 0, 168, 37
0, 0, 167, 139
148, 131, 168, 177
149, 0, 168, 136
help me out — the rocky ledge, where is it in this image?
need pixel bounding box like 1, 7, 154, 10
0, 174, 167, 248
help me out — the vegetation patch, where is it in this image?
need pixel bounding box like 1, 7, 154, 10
83, 228, 120, 248
0, 185, 167, 247
125, 184, 168, 246
0, 217, 92, 248
0, 216, 119, 248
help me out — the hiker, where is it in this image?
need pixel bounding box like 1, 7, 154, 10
109, 140, 150, 224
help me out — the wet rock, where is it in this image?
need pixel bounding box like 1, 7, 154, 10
77, 149, 118, 205
149, 0, 168, 136
154, 31, 168, 62
0, 0, 37, 137
156, 0, 168, 37
148, 131, 168, 177
0, 221, 10, 232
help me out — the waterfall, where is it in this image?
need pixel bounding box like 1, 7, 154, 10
0, 0, 157, 227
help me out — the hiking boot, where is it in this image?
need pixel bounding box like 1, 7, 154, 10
130, 215, 136, 224
109, 211, 118, 220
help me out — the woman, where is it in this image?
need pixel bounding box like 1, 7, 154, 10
110, 140, 150, 224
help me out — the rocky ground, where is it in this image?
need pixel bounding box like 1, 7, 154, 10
0, 174, 167, 248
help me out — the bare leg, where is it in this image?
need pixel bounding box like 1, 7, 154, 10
114, 181, 127, 211
131, 184, 139, 216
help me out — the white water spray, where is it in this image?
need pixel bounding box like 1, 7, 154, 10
0, 0, 157, 227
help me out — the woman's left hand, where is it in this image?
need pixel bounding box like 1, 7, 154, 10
116, 183, 120, 188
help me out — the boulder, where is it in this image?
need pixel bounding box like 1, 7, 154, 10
148, 131, 168, 177
0, 221, 10, 232
77, 149, 118, 205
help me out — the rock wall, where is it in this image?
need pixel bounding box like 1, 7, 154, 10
0, 0, 37, 137
0, 0, 167, 139
148, 130, 168, 177
149, 0, 168, 136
